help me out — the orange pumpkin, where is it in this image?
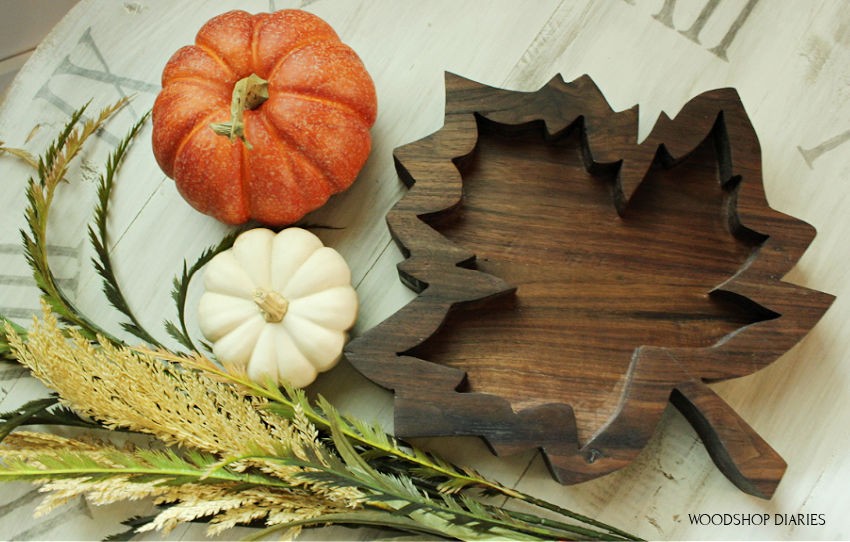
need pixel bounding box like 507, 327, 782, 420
152, 9, 377, 225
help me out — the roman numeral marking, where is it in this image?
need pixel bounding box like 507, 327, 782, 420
643, 0, 760, 61
0, 242, 83, 321
798, 128, 850, 168
36, 27, 159, 145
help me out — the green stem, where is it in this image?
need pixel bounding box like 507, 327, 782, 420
0, 397, 59, 442
164, 358, 641, 540
512, 490, 642, 540
242, 510, 455, 541
89, 111, 162, 347
239, 453, 626, 541
0, 464, 292, 489
265, 456, 546, 540
24, 100, 128, 343
209, 73, 268, 149
378, 462, 639, 541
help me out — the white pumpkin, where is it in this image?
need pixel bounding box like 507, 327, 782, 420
198, 227, 358, 388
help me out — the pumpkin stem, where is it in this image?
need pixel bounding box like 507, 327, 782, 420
253, 288, 288, 323
210, 73, 269, 150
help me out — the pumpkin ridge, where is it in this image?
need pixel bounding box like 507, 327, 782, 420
173, 109, 228, 170
264, 36, 340, 81
257, 108, 339, 194
237, 128, 253, 224
272, 89, 374, 128
174, 108, 250, 222
194, 43, 238, 81
164, 75, 231, 95
252, 8, 340, 78
252, 110, 333, 217
250, 14, 263, 79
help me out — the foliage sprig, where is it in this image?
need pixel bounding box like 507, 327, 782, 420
88, 110, 162, 347
163, 228, 243, 352
20, 100, 127, 342
0, 102, 641, 540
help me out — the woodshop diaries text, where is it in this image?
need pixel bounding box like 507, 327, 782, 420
688, 513, 826, 527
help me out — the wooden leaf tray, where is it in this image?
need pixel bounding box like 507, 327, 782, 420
345, 73, 834, 498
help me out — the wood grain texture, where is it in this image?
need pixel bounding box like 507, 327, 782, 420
345, 73, 834, 498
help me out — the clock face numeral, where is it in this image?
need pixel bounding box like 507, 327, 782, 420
5, 28, 157, 326
0, 242, 83, 321
35, 27, 159, 145
627, 0, 760, 62
798, 128, 850, 169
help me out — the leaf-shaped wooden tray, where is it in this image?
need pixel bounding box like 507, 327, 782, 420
345, 73, 834, 499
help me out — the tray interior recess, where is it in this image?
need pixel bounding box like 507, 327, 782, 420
405, 117, 774, 444
345, 73, 834, 499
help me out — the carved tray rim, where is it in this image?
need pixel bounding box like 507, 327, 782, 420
344, 72, 834, 499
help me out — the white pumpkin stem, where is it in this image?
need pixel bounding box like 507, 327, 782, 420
210, 73, 269, 150
253, 288, 288, 323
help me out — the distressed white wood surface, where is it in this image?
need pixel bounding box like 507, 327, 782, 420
1, 0, 849, 540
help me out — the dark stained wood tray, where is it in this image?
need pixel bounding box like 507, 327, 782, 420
345, 73, 834, 499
